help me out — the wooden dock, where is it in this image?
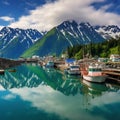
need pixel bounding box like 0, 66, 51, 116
105, 62, 120, 69
103, 68, 120, 83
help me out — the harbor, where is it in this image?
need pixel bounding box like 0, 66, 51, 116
37, 57, 120, 83
0, 57, 120, 84
54, 59, 120, 83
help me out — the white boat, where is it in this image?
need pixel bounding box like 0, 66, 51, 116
45, 61, 54, 68
81, 63, 107, 83
65, 65, 80, 75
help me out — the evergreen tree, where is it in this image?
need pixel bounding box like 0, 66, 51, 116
65, 37, 120, 59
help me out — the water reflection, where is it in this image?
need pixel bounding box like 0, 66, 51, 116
0, 64, 120, 120
0, 63, 120, 98
0, 64, 43, 89
82, 80, 108, 97
0, 64, 83, 96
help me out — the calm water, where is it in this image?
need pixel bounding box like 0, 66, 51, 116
0, 64, 120, 120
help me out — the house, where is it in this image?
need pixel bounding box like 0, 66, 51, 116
110, 54, 120, 62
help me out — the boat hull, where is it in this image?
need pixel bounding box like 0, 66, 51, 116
83, 75, 107, 83
68, 70, 80, 75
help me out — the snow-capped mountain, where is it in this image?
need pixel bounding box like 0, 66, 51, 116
1, 20, 119, 59
57, 20, 105, 45
22, 20, 105, 57
0, 27, 43, 58
94, 25, 120, 39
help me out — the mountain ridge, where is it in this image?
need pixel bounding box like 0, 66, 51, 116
21, 20, 105, 57
0, 20, 120, 58
94, 25, 120, 39
0, 27, 43, 58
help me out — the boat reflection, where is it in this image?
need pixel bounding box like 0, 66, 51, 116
8, 68, 17, 72
82, 80, 108, 97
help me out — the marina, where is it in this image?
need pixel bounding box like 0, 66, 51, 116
0, 57, 120, 83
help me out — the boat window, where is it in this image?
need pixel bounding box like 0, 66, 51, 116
89, 68, 102, 71
70, 66, 79, 69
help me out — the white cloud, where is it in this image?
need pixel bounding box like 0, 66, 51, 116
0, 16, 15, 23
9, 0, 120, 32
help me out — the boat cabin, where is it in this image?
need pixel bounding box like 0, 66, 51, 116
88, 64, 102, 76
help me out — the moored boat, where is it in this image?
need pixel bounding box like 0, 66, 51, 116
45, 60, 54, 68
81, 63, 107, 83
64, 64, 80, 75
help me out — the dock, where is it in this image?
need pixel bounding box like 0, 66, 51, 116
0, 58, 23, 69
103, 68, 120, 83
105, 62, 120, 69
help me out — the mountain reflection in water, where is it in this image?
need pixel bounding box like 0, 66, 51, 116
0, 64, 83, 96
0, 64, 120, 120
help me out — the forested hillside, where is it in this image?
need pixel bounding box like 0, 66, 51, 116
66, 38, 120, 59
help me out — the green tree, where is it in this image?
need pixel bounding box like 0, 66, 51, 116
75, 49, 83, 59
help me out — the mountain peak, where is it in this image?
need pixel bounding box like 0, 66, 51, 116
63, 20, 78, 25
57, 20, 78, 30
95, 25, 120, 39
1, 26, 13, 32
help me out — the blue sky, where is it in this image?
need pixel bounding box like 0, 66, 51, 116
0, 0, 120, 31
0, 0, 46, 25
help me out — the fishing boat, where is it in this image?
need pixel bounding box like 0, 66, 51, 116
64, 64, 80, 75
81, 63, 107, 83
